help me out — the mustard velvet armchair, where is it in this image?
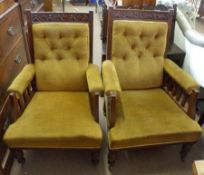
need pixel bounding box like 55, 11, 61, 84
102, 8, 202, 168
3, 11, 103, 164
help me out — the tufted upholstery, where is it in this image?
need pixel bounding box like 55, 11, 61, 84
103, 10, 201, 164
3, 12, 104, 163
33, 23, 89, 91
112, 20, 168, 90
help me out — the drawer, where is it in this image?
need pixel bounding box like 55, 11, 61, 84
0, 6, 22, 60
0, 37, 27, 105
0, 0, 15, 15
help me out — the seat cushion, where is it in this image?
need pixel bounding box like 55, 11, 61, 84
4, 92, 102, 149
109, 89, 202, 149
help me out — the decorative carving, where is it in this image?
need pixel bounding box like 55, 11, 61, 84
112, 9, 171, 21
26, 11, 93, 63
31, 12, 90, 23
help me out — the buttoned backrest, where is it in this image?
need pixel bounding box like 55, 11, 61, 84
111, 20, 168, 90
32, 23, 89, 91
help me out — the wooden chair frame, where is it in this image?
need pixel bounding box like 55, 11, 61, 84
0, 96, 14, 175
1, 11, 101, 168
102, 3, 176, 44
105, 8, 199, 169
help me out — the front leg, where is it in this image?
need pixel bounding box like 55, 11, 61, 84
12, 149, 25, 164
91, 150, 100, 165
108, 150, 117, 170
180, 142, 195, 161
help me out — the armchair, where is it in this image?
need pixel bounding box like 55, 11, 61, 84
102, 8, 202, 169
3, 11, 103, 165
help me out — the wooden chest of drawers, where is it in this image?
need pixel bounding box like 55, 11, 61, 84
0, 3, 27, 106
0, 0, 14, 14
16, 0, 43, 26
0, 2, 28, 175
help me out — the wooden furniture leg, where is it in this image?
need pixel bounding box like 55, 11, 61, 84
12, 149, 25, 164
180, 142, 195, 161
91, 150, 100, 165
108, 150, 117, 170
44, 0, 53, 11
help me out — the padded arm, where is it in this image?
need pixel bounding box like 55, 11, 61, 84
8, 64, 35, 98
164, 59, 199, 94
102, 60, 121, 94
86, 64, 103, 94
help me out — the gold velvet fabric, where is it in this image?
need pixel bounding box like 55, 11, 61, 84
33, 23, 89, 91
4, 92, 102, 148
86, 64, 103, 94
8, 64, 35, 98
109, 89, 202, 149
164, 59, 199, 94
111, 20, 167, 90
102, 60, 121, 94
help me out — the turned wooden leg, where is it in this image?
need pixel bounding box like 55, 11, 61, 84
180, 143, 195, 161
91, 150, 100, 165
108, 150, 117, 170
13, 149, 25, 164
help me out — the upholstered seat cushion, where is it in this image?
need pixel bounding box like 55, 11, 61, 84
4, 92, 102, 148
109, 89, 202, 149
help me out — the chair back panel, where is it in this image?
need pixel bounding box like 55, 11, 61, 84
25, 11, 93, 91
111, 20, 168, 89
33, 23, 89, 91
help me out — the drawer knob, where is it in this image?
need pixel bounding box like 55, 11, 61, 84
14, 55, 22, 64
7, 26, 16, 36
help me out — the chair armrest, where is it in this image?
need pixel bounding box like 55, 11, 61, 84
8, 64, 35, 98
164, 59, 199, 94
102, 60, 121, 94
86, 64, 103, 95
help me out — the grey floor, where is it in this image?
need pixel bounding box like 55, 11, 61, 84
10, 4, 204, 175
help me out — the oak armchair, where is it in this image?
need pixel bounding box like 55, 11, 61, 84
3, 11, 103, 164
102, 8, 202, 168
